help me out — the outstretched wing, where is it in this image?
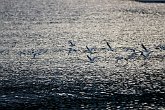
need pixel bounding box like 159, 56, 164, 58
106, 42, 113, 51
68, 40, 75, 47
141, 44, 147, 51
87, 55, 92, 61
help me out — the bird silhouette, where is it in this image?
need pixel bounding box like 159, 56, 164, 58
86, 46, 95, 54
124, 47, 136, 52
68, 40, 76, 47
68, 48, 77, 55
140, 44, 152, 60
124, 48, 139, 60
141, 44, 147, 51
87, 55, 97, 63
127, 52, 137, 60
106, 42, 114, 51
155, 44, 165, 51
31, 49, 48, 58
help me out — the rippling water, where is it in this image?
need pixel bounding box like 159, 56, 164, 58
0, 69, 165, 109
0, 86, 165, 109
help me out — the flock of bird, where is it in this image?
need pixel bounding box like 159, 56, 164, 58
67, 40, 165, 63
0, 40, 164, 64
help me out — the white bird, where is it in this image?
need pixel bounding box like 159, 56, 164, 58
140, 44, 152, 60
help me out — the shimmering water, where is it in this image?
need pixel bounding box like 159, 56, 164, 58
0, 69, 164, 109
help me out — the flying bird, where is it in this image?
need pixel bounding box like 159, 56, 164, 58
68, 40, 76, 47
127, 52, 137, 60
68, 48, 77, 55
124, 47, 136, 52
124, 48, 139, 60
140, 44, 152, 60
141, 44, 147, 51
155, 44, 165, 51
86, 46, 95, 54
87, 55, 97, 63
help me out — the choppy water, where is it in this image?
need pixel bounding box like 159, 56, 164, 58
0, 68, 165, 109
0, 85, 165, 109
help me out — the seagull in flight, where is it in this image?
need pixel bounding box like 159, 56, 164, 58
86, 46, 96, 54
155, 44, 165, 51
68, 40, 76, 47
140, 44, 153, 60
124, 48, 139, 60
68, 48, 77, 55
87, 55, 97, 63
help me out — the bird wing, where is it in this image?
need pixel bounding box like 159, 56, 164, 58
106, 42, 112, 49
68, 40, 75, 46
86, 46, 92, 53
87, 55, 92, 61
141, 44, 147, 51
